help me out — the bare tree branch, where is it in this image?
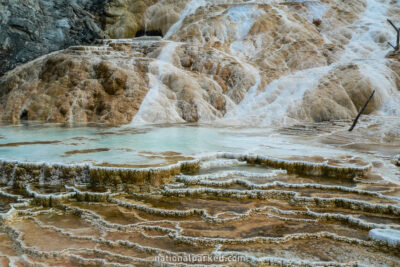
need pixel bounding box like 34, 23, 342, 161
349, 90, 375, 132
387, 19, 399, 32
387, 19, 400, 51
388, 42, 397, 50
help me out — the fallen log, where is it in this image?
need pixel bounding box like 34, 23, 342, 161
348, 90, 375, 132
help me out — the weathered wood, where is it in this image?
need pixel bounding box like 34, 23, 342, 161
387, 19, 400, 51
348, 90, 375, 132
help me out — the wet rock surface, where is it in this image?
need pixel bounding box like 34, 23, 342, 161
0, 153, 399, 265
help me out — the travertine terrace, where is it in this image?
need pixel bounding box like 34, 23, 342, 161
0, 0, 400, 266
1, 0, 400, 125
0, 122, 398, 265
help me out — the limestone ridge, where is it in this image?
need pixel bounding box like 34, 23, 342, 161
1, 0, 400, 126
0, 0, 108, 77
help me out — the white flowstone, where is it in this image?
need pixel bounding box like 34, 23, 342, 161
369, 228, 400, 246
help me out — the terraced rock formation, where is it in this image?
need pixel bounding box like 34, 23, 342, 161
0, 1, 400, 265
1, 0, 399, 125
0, 153, 399, 265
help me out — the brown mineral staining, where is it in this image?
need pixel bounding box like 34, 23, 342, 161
0, 45, 150, 125
95, 162, 168, 168
138, 151, 194, 164
69, 137, 91, 141
96, 61, 128, 95
103, 0, 189, 38
0, 140, 60, 147
161, 151, 182, 156
64, 148, 110, 156
313, 18, 322, 27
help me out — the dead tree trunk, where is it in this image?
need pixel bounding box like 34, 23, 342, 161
348, 90, 375, 132
387, 19, 400, 51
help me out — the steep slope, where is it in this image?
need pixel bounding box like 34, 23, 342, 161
0, 0, 399, 126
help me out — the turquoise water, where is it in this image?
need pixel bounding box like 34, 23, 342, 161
0, 124, 276, 164
0, 123, 337, 164
0, 119, 399, 184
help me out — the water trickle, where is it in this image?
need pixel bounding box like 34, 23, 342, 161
164, 0, 208, 39
223, 65, 332, 125
131, 41, 184, 125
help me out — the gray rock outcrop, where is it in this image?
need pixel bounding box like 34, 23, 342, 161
0, 0, 108, 76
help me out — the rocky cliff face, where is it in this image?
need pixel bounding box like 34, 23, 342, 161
0, 0, 400, 126
0, 0, 108, 76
